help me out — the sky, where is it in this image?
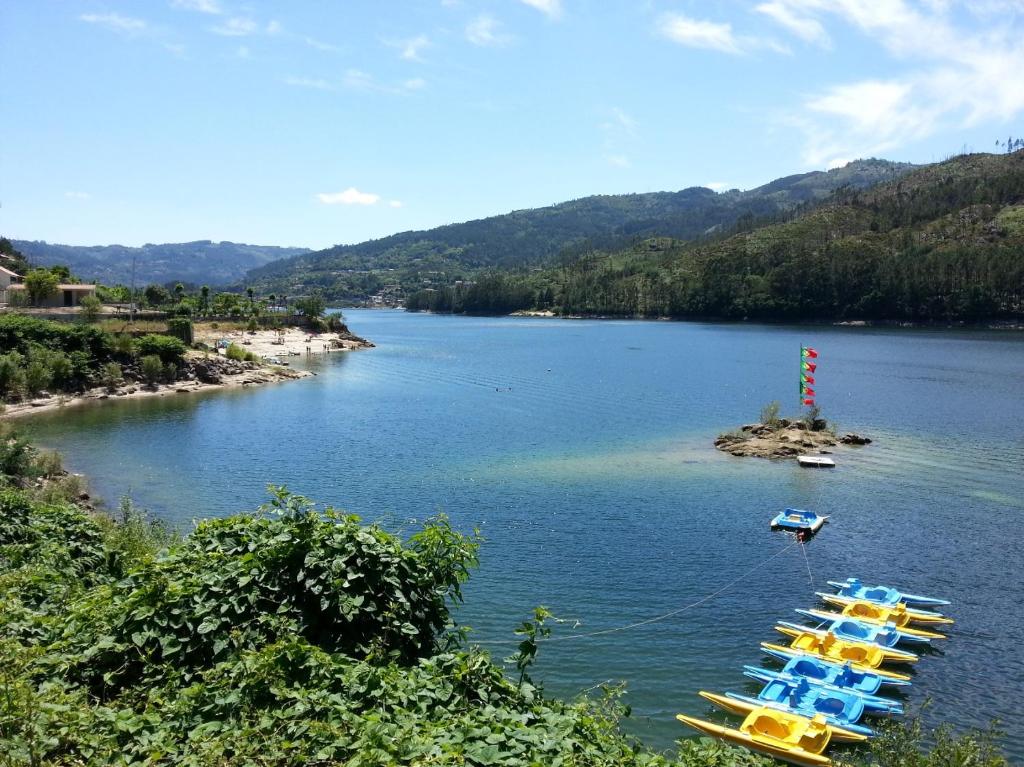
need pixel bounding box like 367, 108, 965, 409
2, 0, 1024, 250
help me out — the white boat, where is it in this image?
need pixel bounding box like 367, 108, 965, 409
798, 455, 835, 468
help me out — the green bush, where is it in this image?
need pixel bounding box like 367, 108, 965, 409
0, 352, 25, 398
759, 400, 781, 428
166, 317, 194, 345
23, 358, 51, 396
136, 334, 187, 364
224, 343, 248, 362
112, 333, 135, 358
140, 355, 164, 386
100, 362, 123, 391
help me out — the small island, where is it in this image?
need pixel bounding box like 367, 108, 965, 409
715, 402, 871, 460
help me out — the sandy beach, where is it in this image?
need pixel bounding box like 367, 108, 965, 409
2, 328, 373, 421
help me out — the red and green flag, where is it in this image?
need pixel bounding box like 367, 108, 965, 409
801, 346, 818, 359
800, 345, 819, 408
802, 398, 815, 406
801, 360, 816, 373
801, 374, 815, 385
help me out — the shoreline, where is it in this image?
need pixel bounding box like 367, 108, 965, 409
1, 327, 374, 421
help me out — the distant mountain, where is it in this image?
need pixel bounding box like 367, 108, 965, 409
246, 159, 915, 302
408, 151, 1024, 323
11, 240, 310, 287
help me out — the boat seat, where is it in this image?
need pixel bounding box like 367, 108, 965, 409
750, 715, 791, 739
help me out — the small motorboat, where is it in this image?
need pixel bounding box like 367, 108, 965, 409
710, 685, 874, 737
775, 622, 922, 660
771, 508, 828, 533
742, 665, 904, 713
795, 606, 947, 639
677, 704, 866, 767
797, 455, 835, 468
794, 609, 944, 641
827, 578, 951, 608
818, 594, 953, 624
761, 641, 912, 682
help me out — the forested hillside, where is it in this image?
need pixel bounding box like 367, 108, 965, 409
246, 160, 913, 302
408, 152, 1024, 323
10, 240, 309, 287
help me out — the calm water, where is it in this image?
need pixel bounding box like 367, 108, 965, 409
23, 310, 1024, 758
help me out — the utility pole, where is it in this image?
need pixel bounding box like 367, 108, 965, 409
129, 253, 137, 323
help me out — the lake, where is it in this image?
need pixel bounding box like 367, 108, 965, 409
23, 310, 1024, 759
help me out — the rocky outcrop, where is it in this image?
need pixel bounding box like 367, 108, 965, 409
715, 420, 871, 460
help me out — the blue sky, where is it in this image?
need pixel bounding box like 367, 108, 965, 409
3, 0, 1023, 249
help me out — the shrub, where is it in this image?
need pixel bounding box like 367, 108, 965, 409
32, 450, 63, 479
759, 400, 781, 428
224, 343, 247, 362
163, 362, 178, 383
78, 294, 102, 323
166, 317, 194, 345
0, 352, 24, 397
136, 334, 187, 364
140, 355, 164, 386
23, 358, 51, 396
100, 362, 123, 391
112, 333, 135, 357
0, 424, 33, 477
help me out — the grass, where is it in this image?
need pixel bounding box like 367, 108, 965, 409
96, 319, 168, 335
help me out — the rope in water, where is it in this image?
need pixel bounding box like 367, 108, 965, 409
799, 538, 815, 586
472, 539, 800, 647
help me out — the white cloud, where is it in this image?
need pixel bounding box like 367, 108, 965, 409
79, 13, 147, 34
318, 188, 381, 206
392, 34, 430, 61
170, 0, 221, 14
657, 13, 742, 54
64, 191, 92, 200
211, 17, 257, 36
768, 0, 1024, 166
389, 200, 404, 208
304, 36, 340, 52
466, 15, 509, 47
282, 76, 334, 91
519, 0, 563, 19
755, 2, 830, 46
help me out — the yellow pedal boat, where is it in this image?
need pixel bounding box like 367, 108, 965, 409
677, 703, 863, 767
820, 594, 953, 625
804, 604, 946, 639
761, 639, 913, 682
774, 626, 919, 664
697, 692, 868, 743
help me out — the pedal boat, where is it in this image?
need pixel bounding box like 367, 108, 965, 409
742, 665, 904, 713
779, 618, 928, 650
677, 703, 866, 766
795, 606, 947, 640
827, 578, 950, 608
761, 638, 913, 682
770, 508, 828, 532
773, 627, 919, 664
748, 655, 909, 691
714, 684, 875, 737
818, 594, 953, 624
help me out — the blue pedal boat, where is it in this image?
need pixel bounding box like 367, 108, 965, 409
742, 665, 903, 714
827, 578, 950, 608
794, 609, 933, 646
770, 507, 828, 533
722, 679, 874, 737
757, 653, 911, 692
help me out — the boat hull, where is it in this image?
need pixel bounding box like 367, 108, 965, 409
676, 714, 833, 767
794, 608, 946, 640
775, 623, 921, 661
741, 666, 904, 713
818, 593, 953, 624
761, 643, 912, 682
828, 579, 951, 608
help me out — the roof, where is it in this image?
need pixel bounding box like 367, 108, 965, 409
6, 283, 96, 291
0, 265, 20, 277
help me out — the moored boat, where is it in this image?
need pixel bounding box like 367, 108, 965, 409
677, 704, 867, 767
761, 641, 913, 681
818, 593, 953, 624
827, 578, 950, 608
775, 628, 919, 665
741, 664, 904, 713
797, 455, 835, 468
778, 618, 928, 650
711, 685, 875, 737
795, 606, 947, 640
771, 508, 828, 532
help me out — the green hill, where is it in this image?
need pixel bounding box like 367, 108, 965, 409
10, 240, 309, 288
245, 159, 913, 302
408, 151, 1024, 323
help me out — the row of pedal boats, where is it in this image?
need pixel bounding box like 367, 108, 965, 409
676, 577, 953, 766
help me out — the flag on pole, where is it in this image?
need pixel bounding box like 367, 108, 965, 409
801, 361, 816, 373
801, 347, 818, 359
803, 398, 815, 406
801, 374, 815, 385
802, 386, 816, 397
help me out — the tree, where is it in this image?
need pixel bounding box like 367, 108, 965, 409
23, 269, 60, 305
294, 290, 326, 319
199, 285, 210, 316
143, 284, 170, 307
79, 295, 102, 323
